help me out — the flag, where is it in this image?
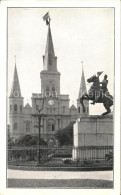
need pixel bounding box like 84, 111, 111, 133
43, 12, 50, 25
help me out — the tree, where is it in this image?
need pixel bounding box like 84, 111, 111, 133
55, 121, 75, 146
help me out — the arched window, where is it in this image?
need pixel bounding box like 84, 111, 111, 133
58, 119, 60, 129
26, 122, 30, 132
52, 124, 55, 131
48, 119, 55, 131
52, 91, 57, 97
46, 85, 50, 96
52, 84, 55, 92
63, 106, 65, 114
20, 105, 22, 112
14, 104, 17, 111
78, 107, 80, 113
14, 123, 18, 130
46, 85, 49, 92
83, 106, 85, 113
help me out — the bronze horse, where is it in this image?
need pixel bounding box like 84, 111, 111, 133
80, 75, 113, 115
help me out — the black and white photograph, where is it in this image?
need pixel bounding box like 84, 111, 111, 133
0, 1, 120, 194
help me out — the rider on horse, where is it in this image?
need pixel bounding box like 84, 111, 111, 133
80, 71, 113, 115
90, 72, 109, 105
90, 71, 103, 104
100, 74, 108, 93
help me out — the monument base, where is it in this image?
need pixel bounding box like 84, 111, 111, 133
72, 113, 113, 160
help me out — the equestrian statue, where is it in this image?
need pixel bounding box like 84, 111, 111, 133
80, 71, 113, 115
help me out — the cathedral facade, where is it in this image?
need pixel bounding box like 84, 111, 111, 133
9, 24, 89, 140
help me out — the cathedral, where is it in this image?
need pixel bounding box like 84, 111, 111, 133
9, 22, 89, 140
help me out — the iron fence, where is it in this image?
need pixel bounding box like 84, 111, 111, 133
8, 145, 113, 168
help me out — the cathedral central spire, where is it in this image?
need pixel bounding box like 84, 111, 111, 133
42, 14, 57, 72
41, 13, 60, 95
45, 25, 55, 57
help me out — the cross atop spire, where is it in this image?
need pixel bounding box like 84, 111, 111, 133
78, 62, 87, 99
10, 59, 22, 98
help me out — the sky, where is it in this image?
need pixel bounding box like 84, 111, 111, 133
8, 7, 114, 115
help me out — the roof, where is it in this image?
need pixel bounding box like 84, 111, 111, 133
69, 104, 77, 110
24, 103, 32, 109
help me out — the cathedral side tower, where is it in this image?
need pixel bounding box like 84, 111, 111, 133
9, 63, 24, 137
77, 64, 89, 117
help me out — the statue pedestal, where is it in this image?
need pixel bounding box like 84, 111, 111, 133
72, 113, 113, 160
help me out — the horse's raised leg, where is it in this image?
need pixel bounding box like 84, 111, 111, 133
102, 103, 111, 115
80, 94, 89, 113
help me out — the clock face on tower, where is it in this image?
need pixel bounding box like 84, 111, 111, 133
48, 99, 54, 105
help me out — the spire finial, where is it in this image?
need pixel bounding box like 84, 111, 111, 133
14, 55, 16, 65
81, 61, 84, 74
81, 61, 84, 70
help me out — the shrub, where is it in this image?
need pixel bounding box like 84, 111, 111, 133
55, 121, 75, 146
9, 134, 48, 147
54, 154, 72, 158
63, 159, 72, 164
105, 152, 113, 165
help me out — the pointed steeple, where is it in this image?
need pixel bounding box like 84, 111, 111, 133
43, 25, 57, 72
78, 62, 87, 99
41, 19, 61, 95
10, 61, 22, 98
77, 62, 89, 116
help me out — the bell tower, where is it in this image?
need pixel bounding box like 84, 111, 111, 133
40, 23, 60, 98
9, 58, 24, 137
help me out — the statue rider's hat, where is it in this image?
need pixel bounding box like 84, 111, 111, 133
97, 71, 103, 76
